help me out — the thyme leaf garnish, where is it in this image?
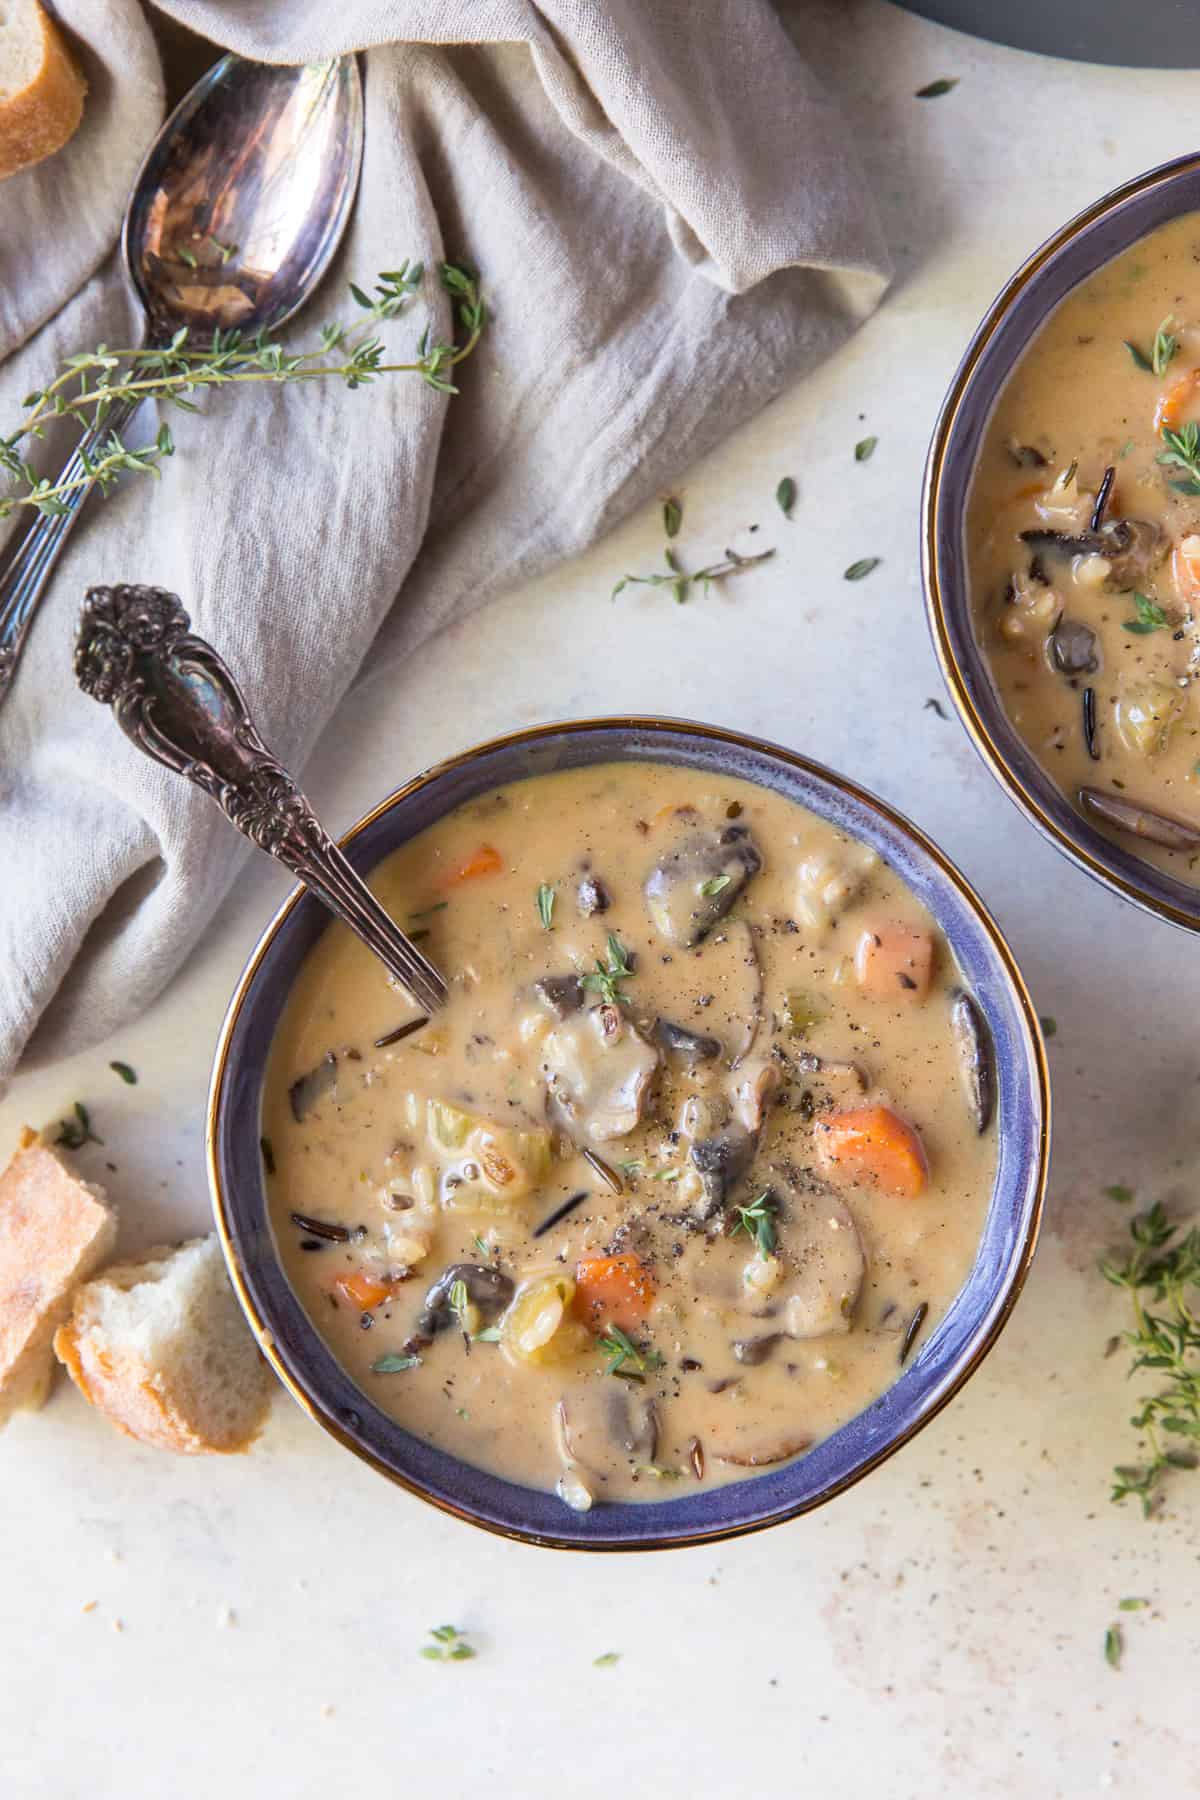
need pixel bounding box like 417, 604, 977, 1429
663, 497, 682, 538
372, 1352, 422, 1373
699, 874, 731, 896
109, 1061, 137, 1085
731, 1190, 777, 1259
536, 883, 556, 930
854, 435, 878, 462
775, 476, 796, 517
580, 933, 636, 1005
598, 1325, 664, 1380
1101, 1201, 1200, 1516
1123, 592, 1169, 635
1, 261, 486, 521
915, 77, 957, 98
1157, 421, 1200, 496
844, 556, 881, 581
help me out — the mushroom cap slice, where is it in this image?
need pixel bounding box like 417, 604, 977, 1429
713, 1433, 812, 1469
644, 826, 762, 948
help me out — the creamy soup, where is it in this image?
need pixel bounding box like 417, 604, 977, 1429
261, 762, 996, 1509
969, 213, 1200, 880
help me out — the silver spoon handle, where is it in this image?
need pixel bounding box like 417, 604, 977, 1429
0, 393, 143, 708
74, 583, 447, 1016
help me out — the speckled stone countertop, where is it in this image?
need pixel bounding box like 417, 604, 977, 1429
3, 5, 1198, 1794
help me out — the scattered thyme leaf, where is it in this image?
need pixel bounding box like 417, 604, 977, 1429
472, 1233, 490, 1256
1040, 1015, 1057, 1039
611, 545, 774, 604
580, 933, 636, 1006
1124, 340, 1154, 372
598, 1325, 664, 1379
663, 497, 682, 538
594, 1651, 621, 1667
699, 874, 732, 897
1104, 1625, 1123, 1669
1152, 318, 1178, 376
54, 1102, 102, 1150
731, 1190, 778, 1259
372, 1353, 422, 1373
844, 556, 881, 581
1123, 591, 1169, 635
421, 1624, 477, 1662
1118, 1596, 1149, 1611
536, 883, 556, 930
1101, 1201, 1200, 1516
775, 476, 796, 517
108, 1061, 137, 1085
474, 1325, 502, 1342
915, 77, 958, 98
1105, 1184, 1134, 1205
854, 435, 878, 462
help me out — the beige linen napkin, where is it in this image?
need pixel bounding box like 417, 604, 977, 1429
0, 0, 890, 1090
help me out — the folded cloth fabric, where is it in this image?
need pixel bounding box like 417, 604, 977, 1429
0, 0, 889, 1092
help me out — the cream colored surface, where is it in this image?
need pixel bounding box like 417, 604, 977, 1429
970, 212, 1200, 878
1, 5, 1198, 1795
264, 763, 991, 1500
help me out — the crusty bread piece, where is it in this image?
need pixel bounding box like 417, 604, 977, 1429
54, 1235, 274, 1454
0, 0, 87, 182
0, 1125, 117, 1425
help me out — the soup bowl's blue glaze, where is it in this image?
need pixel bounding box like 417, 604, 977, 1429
924, 152, 1200, 934
207, 718, 1048, 1550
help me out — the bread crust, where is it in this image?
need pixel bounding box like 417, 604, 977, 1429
0, 3, 88, 182
53, 1245, 272, 1455
0, 1127, 116, 1425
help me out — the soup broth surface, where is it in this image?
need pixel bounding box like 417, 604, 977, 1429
263, 761, 995, 1508
969, 212, 1200, 880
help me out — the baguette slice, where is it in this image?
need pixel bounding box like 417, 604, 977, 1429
0, 1125, 117, 1425
0, 0, 87, 182
54, 1235, 274, 1454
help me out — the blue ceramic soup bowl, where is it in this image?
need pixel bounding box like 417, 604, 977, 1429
924, 152, 1200, 934
207, 718, 1048, 1551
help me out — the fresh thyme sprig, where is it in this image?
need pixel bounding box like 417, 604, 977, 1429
0, 261, 486, 522
54, 1102, 102, 1149
1157, 420, 1200, 497
420, 1624, 477, 1663
581, 933, 636, 1006
598, 1325, 664, 1381
731, 1190, 778, 1259
1101, 1201, 1200, 1516
612, 544, 774, 605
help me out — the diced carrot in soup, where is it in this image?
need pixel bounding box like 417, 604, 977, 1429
854, 922, 934, 1002
573, 1254, 656, 1333
1155, 368, 1200, 432
1172, 534, 1200, 605
815, 1105, 929, 1199
334, 1270, 394, 1310
441, 843, 503, 887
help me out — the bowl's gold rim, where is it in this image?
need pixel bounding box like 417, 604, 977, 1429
206, 715, 1050, 1552
922, 151, 1200, 936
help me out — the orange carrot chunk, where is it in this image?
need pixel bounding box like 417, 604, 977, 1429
334, 1270, 394, 1311
1156, 368, 1200, 433
814, 1105, 929, 1199
854, 922, 935, 1003
573, 1254, 656, 1334
441, 843, 503, 887
1172, 534, 1200, 606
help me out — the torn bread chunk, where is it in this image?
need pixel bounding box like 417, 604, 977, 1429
0, 1126, 117, 1425
54, 1235, 274, 1454
0, 0, 88, 181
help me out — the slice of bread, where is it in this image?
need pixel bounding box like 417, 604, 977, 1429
0, 1125, 117, 1425
0, 0, 87, 182
54, 1235, 274, 1454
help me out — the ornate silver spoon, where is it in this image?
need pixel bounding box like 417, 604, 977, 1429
0, 53, 363, 707
75, 583, 447, 1017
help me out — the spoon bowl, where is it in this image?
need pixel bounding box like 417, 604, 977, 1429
123, 55, 364, 345
0, 54, 364, 706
